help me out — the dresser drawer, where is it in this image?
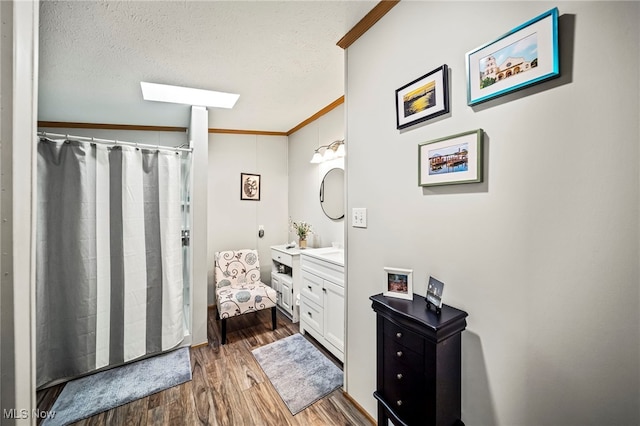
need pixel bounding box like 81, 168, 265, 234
383, 319, 424, 354
384, 338, 424, 374
383, 360, 423, 396
379, 381, 423, 422
271, 249, 293, 267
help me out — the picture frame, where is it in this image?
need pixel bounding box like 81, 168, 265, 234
240, 173, 261, 201
418, 129, 483, 187
466, 8, 559, 106
396, 64, 449, 130
426, 276, 444, 309
383, 267, 413, 300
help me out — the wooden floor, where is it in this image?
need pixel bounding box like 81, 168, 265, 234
37, 308, 372, 426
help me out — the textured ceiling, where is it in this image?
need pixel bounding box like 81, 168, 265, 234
38, 1, 377, 132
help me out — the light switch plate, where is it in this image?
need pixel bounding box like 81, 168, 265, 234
352, 208, 367, 228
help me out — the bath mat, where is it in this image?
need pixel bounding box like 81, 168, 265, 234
251, 333, 343, 415
43, 347, 191, 425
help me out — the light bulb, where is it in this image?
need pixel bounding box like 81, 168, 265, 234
310, 151, 323, 163
323, 149, 336, 161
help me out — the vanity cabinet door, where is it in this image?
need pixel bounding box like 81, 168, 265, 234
323, 280, 344, 353
270, 272, 281, 306
280, 275, 293, 313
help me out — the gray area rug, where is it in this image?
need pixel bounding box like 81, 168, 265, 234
43, 347, 191, 426
252, 333, 343, 415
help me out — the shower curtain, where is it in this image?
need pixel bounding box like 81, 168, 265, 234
36, 139, 185, 388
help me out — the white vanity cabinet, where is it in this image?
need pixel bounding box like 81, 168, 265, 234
299, 248, 344, 362
270, 245, 301, 322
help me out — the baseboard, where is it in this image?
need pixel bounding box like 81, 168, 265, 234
342, 390, 376, 425
191, 341, 208, 350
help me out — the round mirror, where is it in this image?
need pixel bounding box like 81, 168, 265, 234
320, 168, 345, 220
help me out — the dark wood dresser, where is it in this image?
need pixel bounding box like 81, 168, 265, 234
370, 293, 468, 426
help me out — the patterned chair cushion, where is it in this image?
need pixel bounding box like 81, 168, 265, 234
214, 250, 276, 319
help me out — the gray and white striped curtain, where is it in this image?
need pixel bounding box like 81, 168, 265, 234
36, 139, 185, 388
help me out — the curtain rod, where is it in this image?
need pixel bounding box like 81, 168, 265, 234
37, 131, 193, 153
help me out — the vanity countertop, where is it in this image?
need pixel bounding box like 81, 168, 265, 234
271, 244, 301, 256
300, 247, 344, 267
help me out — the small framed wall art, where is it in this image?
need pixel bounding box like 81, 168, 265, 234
418, 129, 483, 187
466, 8, 559, 105
396, 64, 449, 130
383, 267, 413, 300
240, 173, 261, 201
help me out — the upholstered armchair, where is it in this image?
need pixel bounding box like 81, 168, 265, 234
214, 249, 277, 344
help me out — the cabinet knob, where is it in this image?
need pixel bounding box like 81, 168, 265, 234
308, 285, 312, 290
396, 351, 403, 358
322, 288, 326, 292
396, 332, 402, 338
396, 373, 403, 380
396, 400, 403, 407
307, 312, 312, 317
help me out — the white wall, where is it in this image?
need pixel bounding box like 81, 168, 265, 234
207, 134, 289, 304
345, 2, 640, 425
288, 104, 345, 248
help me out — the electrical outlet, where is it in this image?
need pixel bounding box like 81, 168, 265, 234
352, 208, 367, 228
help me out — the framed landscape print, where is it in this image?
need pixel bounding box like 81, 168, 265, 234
383, 267, 413, 300
466, 8, 559, 105
240, 173, 261, 201
418, 129, 483, 187
396, 65, 449, 129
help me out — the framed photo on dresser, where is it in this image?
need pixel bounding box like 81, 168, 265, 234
383, 267, 413, 300
426, 276, 444, 308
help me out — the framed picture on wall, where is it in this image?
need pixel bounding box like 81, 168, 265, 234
383, 267, 413, 300
466, 8, 559, 105
418, 129, 483, 187
396, 64, 449, 130
240, 173, 261, 201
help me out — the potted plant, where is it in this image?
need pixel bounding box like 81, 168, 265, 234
290, 219, 312, 249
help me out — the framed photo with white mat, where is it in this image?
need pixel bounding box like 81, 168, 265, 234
383, 267, 413, 300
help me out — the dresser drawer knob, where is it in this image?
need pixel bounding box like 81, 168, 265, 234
396, 373, 403, 380
396, 351, 403, 358
307, 312, 312, 317
308, 285, 312, 290
396, 332, 402, 338
396, 400, 403, 407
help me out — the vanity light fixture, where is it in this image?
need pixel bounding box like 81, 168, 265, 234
140, 82, 239, 108
310, 140, 345, 164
